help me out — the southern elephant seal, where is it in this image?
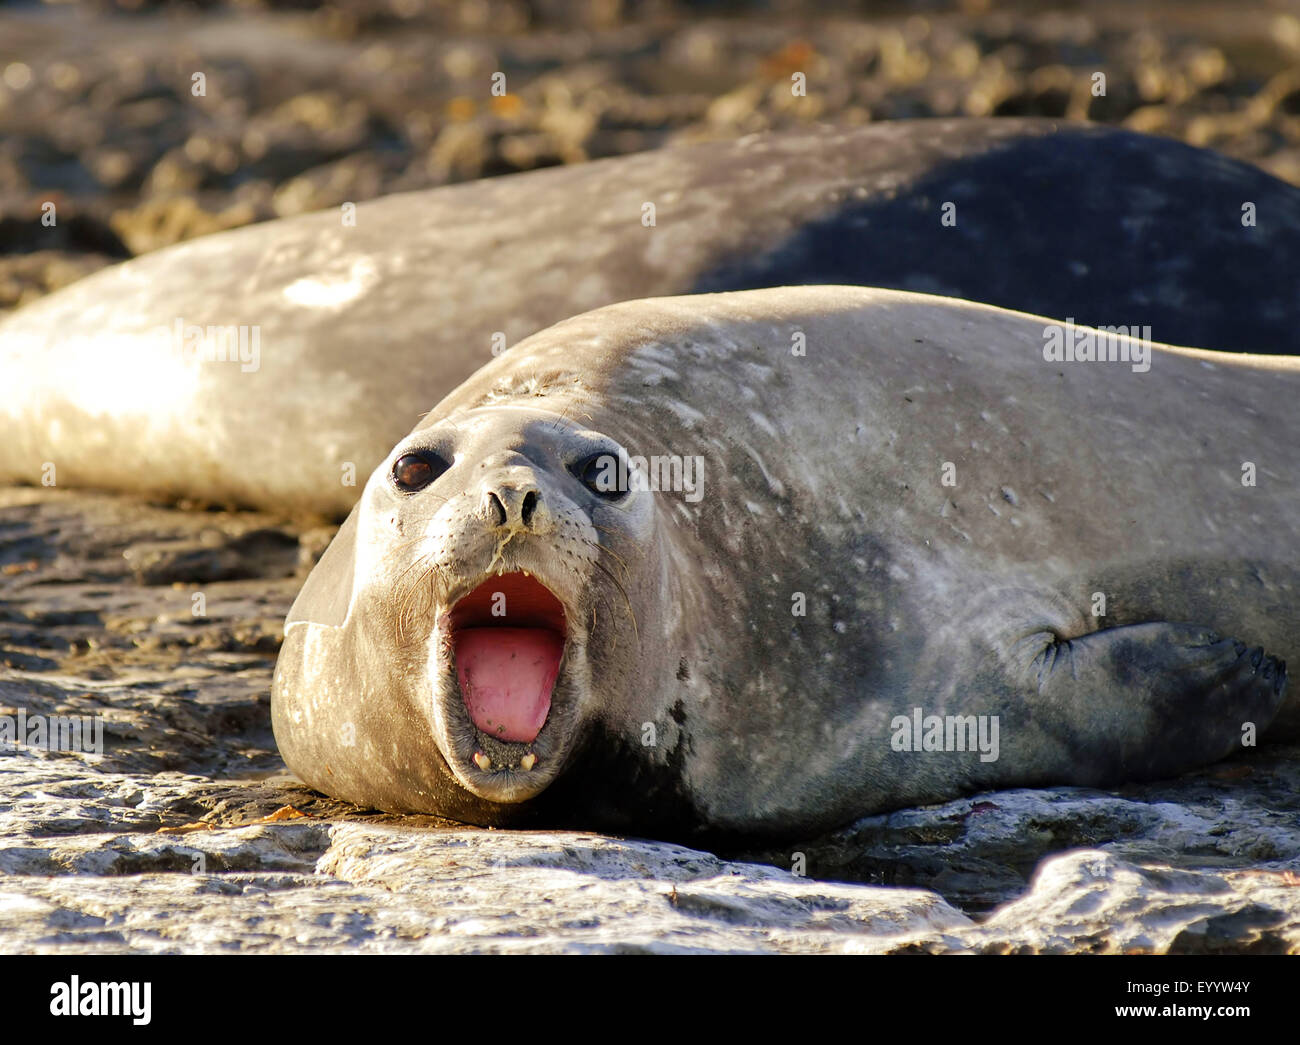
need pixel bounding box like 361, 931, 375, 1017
3, 119, 1300, 516
272, 286, 1298, 840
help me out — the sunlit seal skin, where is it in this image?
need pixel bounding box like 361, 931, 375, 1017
272, 286, 1299, 840
4, 119, 1300, 516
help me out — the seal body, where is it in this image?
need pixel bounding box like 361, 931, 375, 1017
272, 287, 1299, 840
3, 119, 1300, 515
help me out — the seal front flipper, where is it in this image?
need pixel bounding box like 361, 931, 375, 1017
1005, 622, 1287, 785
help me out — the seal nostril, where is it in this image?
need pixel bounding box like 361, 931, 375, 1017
486, 492, 507, 527
522, 490, 539, 527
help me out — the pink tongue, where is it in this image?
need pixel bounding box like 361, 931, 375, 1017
454, 628, 563, 743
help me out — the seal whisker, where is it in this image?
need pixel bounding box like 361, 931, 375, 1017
394, 573, 423, 646
550, 401, 594, 432
390, 547, 437, 583
589, 556, 639, 646
550, 402, 573, 432
393, 558, 444, 646
580, 536, 632, 583
588, 584, 624, 654
390, 551, 453, 607
385, 536, 440, 561
403, 567, 439, 645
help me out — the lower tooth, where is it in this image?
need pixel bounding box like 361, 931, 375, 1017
473, 752, 491, 771
520, 753, 537, 771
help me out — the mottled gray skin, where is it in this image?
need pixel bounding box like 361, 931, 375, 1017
4, 118, 1300, 516
272, 287, 1298, 841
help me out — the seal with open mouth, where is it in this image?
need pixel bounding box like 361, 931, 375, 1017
272, 286, 1299, 839
271, 395, 676, 825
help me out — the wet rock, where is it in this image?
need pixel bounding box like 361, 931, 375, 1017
122, 529, 301, 586
740, 754, 1300, 914
971, 852, 1300, 955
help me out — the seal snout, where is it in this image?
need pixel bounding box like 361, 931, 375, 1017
480, 471, 551, 533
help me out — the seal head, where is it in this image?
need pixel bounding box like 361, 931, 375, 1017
273, 399, 671, 821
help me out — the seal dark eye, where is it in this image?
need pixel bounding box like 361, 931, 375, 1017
392, 451, 449, 492
572, 452, 627, 500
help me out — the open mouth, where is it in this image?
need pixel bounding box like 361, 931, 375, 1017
448, 571, 567, 771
